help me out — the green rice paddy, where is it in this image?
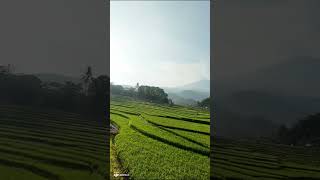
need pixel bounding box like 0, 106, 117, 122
110, 97, 210, 179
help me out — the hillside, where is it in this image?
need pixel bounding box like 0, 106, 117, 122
110, 97, 210, 179
177, 79, 210, 93
167, 93, 197, 106
214, 56, 320, 138
163, 79, 210, 104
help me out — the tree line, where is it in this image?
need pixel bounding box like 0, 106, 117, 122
277, 113, 320, 146
110, 83, 173, 105
197, 97, 210, 109
0, 64, 109, 120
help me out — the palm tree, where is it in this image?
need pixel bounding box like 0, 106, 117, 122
81, 66, 93, 95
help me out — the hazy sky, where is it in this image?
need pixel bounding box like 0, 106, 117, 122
0, 0, 107, 77
111, 1, 210, 87
214, 0, 320, 81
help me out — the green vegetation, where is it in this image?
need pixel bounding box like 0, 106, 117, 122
110, 134, 127, 180
211, 137, 320, 180
0, 105, 107, 180
197, 96, 211, 109
110, 96, 210, 179
110, 83, 173, 105
277, 113, 320, 146
0, 65, 109, 119
0, 65, 109, 179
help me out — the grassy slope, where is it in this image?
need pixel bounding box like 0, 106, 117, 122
0, 105, 107, 180
110, 99, 210, 179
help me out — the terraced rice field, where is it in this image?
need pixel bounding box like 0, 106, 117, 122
110, 97, 210, 179
212, 137, 320, 180
0, 105, 107, 180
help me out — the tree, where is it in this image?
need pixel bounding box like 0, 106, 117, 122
60, 81, 82, 111
110, 84, 124, 95
0, 74, 42, 105
0, 63, 110, 120
89, 75, 109, 118
81, 66, 93, 95
198, 97, 211, 109
278, 113, 320, 146
137, 85, 170, 104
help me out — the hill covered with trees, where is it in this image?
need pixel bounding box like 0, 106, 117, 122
110, 83, 172, 105
197, 97, 210, 109
0, 64, 109, 119
277, 113, 320, 146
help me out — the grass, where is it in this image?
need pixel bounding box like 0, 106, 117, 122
110, 134, 127, 180
110, 97, 320, 180
110, 97, 210, 179
211, 137, 320, 180
0, 105, 107, 180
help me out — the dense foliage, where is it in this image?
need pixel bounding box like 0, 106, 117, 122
110, 83, 173, 105
277, 113, 320, 146
197, 96, 210, 108
0, 64, 109, 119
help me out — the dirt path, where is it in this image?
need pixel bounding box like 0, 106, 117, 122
110, 124, 129, 180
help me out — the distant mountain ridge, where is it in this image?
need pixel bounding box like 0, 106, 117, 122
163, 79, 210, 105
174, 79, 210, 93
215, 56, 320, 138
167, 93, 198, 106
